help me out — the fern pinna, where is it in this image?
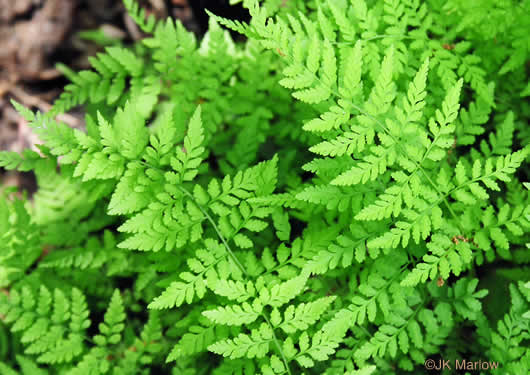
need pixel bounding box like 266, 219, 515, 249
0, 0, 529, 374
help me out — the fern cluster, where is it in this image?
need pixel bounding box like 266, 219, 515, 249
0, 0, 528, 374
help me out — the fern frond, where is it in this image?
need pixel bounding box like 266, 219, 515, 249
208, 323, 273, 359
0, 286, 89, 364
122, 0, 157, 33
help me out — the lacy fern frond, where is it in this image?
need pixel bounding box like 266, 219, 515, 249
1, 0, 529, 373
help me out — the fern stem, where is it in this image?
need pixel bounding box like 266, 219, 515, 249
178, 185, 293, 373
138, 160, 250, 274
279, 48, 468, 234
263, 313, 293, 375
138, 161, 294, 372
176, 185, 249, 277
418, 166, 463, 230
335, 34, 419, 43
347, 99, 465, 231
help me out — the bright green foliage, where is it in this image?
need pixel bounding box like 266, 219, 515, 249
0, 196, 41, 288
476, 281, 530, 374
0, 286, 89, 364
0, 0, 528, 373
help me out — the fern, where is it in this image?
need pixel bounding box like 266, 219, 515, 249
0, 286, 89, 364
0, 0, 529, 373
